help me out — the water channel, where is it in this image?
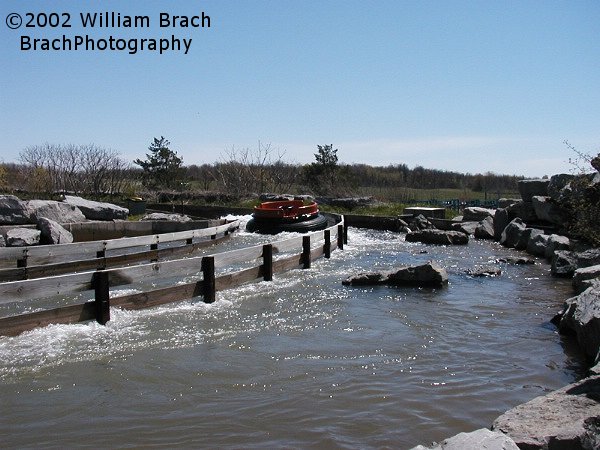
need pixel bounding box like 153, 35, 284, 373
0, 217, 584, 448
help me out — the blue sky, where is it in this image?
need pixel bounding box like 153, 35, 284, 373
1, 0, 598, 177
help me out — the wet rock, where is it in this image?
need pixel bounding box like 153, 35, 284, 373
405, 229, 468, 245
63, 195, 128, 221
492, 376, 600, 450
463, 207, 495, 222
500, 218, 526, 248
6, 228, 41, 246
408, 214, 435, 231
141, 212, 192, 222
527, 233, 550, 257
411, 428, 519, 450
27, 199, 86, 223
518, 178, 550, 202
558, 285, 600, 363
0, 195, 32, 225
342, 261, 448, 288
466, 266, 501, 277
497, 256, 536, 265
37, 217, 73, 245
573, 265, 600, 294
474, 216, 495, 240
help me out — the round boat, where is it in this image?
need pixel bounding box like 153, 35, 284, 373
246, 200, 329, 234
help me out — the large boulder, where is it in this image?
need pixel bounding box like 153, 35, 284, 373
342, 262, 448, 288
499, 218, 526, 248
411, 428, 519, 450
407, 214, 434, 231
545, 234, 571, 260
405, 229, 469, 245
451, 221, 478, 235
551, 250, 579, 278
462, 207, 495, 222
37, 217, 73, 245
573, 265, 600, 294
518, 178, 550, 202
494, 208, 510, 241
506, 200, 538, 222
548, 173, 576, 202
531, 195, 570, 225
27, 199, 86, 223
515, 228, 543, 251
492, 376, 600, 450
0, 234, 5, 247
558, 285, 600, 362
527, 233, 550, 257
63, 196, 128, 221
0, 195, 32, 225
474, 216, 495, 240
498, 198, 520, 208
6, 228, 41, 246
141, 212, 192, 222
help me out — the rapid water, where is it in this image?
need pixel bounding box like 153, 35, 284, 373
0, 217, 584, 449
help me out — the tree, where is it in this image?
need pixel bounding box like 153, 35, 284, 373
302, 144, 342, 195
134, 137, 184, 190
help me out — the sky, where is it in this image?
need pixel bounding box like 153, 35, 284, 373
1, 0, 599, 178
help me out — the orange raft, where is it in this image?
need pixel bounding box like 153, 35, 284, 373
245, 200, 329, 234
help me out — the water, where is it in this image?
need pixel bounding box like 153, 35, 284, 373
0, 218, 584, 449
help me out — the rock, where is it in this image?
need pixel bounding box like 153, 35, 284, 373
577, 248, 600, 269
466, 266, 501, 277
558, 285, 600, 362
141, 212, 192, 222
548, 173, 576, 202
411, 428, 519, 450
6, 228, 41, 246
0, 234, 5, 247
27, 199, 86, 223
494, 208, 510, 241
498, 198, 520, 208
408, 214, 434, 231
551, 250, 578, 278
527, 233, 550, 257
506, 200, 538, 223
544, 234, 571, 260
515, 228, 543, 251
474, 216, 495, 240
0, 195, 32, 225
499, 218, 526, 248
451, 221, 478, 235
342, 262, 448, 288
259, 193, 295, 202
492, 376, 600, 450
37, 217, 73, 245
405, 229, 469, 245
573, 265, 600, 294
518, 178, 550, 202
63, 196, 128, 221
531, 195, 571, 225
463, 207, 495, 222
497, 256, 536, 265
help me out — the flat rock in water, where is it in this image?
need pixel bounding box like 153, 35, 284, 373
405, 229, 468, 245
492, 376, 600, 450
466, 266, 501, 277
343, 262, 448, 288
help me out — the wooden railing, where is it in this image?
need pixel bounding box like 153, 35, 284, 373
0, 220, 240, 282
0, 216, 346, 337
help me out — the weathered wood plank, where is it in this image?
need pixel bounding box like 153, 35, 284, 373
215, 266, 263, 291
111, 281, 204, 310
213, 245, 264, 268
0, 271, 95, 304
272, 253, 303, 273
0, 302, 97, 336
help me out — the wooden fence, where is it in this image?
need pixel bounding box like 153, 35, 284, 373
0, 216, 346, 337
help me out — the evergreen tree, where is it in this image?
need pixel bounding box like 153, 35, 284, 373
134, 137, 183, 189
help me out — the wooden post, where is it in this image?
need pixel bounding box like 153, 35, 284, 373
93, 271, 111, 325
343, 223, 349, 245
324, 230, 331, 258
337, 224, 344, 250
302, 235, 311, 269
202, 256, 216, 303
263, 244, 273, 281
150, 243, 158, 262
211, 234, 216, 240
186, 238, 193, 245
